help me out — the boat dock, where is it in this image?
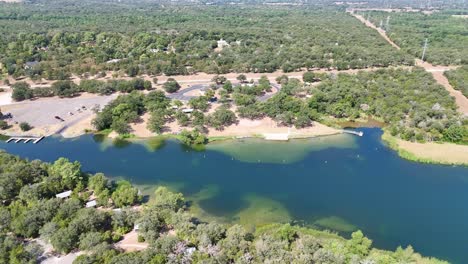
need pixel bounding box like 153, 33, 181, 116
263, 133, 289, 141
342, 130, 364, 137
6, 136, 45, 144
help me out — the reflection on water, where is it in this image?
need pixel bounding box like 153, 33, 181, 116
140, 137, 167, 152
207, 134, 357, 164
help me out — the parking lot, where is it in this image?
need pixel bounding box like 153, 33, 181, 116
1, 94, 117, 131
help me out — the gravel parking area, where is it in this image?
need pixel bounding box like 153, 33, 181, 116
1, 94, 117, 129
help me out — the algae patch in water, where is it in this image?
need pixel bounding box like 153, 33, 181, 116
206, 134, 357, 164
314, 216, 357, 232
234, 194, 291, 228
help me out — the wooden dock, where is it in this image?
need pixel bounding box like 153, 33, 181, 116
6, 136, 45, 144
342, 130, 364, 137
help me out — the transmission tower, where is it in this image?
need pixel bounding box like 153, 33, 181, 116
421, 38, 428, 61
385, 16, 390, 31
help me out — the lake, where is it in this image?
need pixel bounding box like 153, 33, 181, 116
1, 128, 467, 263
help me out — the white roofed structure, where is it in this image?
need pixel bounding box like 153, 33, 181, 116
56, 190, 72, 199
86, 200, 97, 208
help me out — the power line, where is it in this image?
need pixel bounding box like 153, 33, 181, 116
421, 38, 428, 61
385, 16, 390, 31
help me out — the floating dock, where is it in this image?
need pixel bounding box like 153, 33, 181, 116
263, 133, 289, 141
342, 130, 364, 137
6, 136, 45, 144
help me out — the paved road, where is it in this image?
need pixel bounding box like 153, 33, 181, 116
258, 83, 281, 102
167, 84, 209, 101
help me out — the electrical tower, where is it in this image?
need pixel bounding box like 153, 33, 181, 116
421, 38, 428, 61
385, 16, 390, 31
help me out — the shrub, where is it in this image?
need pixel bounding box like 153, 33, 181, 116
19, 122, 32, 131
0, 120, 8, 130
12, 82, 33, 101
163, 78, 180, 93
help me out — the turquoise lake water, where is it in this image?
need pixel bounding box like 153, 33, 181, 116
1, 128, 467, 263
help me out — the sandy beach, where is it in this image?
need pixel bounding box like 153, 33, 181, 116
396, 139, 468, 165
382, 133, 468, 165
128, 113, 341, 139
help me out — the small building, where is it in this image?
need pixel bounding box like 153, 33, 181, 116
217, 39, 230, 49
185, 247, 196, 256
106, 59, 121, 64
55, 190, 72, 199
24, 61, 39, 69
86, 200, 97, 208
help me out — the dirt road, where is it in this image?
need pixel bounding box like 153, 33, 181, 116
348, 10, 468, 116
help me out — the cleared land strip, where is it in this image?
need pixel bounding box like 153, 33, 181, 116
348, 10, 468, 116
6, 65, 412, 89
415, 59, 468, 115
348, 11, 401, 50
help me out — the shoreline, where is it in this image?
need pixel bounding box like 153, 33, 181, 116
381, 131, 468, 166
5, 118, 467, 166
2, 112, 468, 166
97, 126, 468, 167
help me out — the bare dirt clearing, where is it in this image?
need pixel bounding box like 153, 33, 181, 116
1, 93, 117, 136
115, 230, 148, 252
130, 111, 340, 139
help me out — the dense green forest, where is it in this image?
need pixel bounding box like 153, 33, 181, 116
0, 151, 448, 263
363, 11, 468, 65
445, 66, 468, 98
0, 1, 414, 79
93, 68, 468, 144
312, 68, 467, 143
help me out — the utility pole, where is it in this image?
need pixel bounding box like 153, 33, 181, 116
421, 38, 428, 61
385, 16, 390, 31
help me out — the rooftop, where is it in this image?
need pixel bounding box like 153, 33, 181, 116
56, 190, 72, 199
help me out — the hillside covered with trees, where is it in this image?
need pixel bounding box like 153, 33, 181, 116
0, 1, 414, 80
0, 152, 449, 263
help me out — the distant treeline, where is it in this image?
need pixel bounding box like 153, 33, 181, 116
0, 3, 413, 79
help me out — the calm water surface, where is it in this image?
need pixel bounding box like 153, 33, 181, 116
1, 128, 467, 263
